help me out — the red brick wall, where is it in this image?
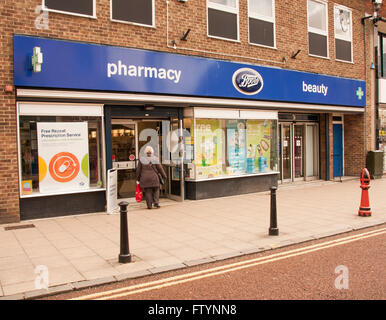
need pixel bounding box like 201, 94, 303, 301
344, 114, 366, 175
0, 0, 371, 222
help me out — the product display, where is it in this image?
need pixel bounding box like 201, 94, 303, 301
193, 118, 277, 180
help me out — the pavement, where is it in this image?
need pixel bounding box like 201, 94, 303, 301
0, 176, 385, 300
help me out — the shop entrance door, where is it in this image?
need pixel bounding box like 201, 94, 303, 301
279, 123, 319, 183
333, 123, 343, 178
111, 118, 184, 202
111, 120, 137, 199
280, 123, 292, 182
293, 124, 304, 181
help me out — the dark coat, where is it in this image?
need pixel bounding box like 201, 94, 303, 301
136, 155, 167, 189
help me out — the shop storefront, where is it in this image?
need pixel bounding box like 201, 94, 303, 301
13, 35, 366, 219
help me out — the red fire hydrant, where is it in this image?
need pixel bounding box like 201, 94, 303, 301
358, 168, 371, 217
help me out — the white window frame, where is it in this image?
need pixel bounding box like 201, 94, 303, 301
42, 0, 96, 19
334, 4, 353, 64
110, 0, 155, 28
207, 0, 240, 42
307, 0, 329, 59
17, 102, 106, 198
248, 0, 276, 49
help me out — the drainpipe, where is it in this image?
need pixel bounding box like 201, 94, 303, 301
375, 27, 380, 150
363, 17, 369, 164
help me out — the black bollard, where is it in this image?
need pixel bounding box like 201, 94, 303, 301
118, 201, 132, 263
269, 186, 279, 236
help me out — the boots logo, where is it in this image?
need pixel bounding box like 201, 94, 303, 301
232, 68, 264, 95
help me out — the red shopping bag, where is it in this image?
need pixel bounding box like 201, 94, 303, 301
136, 183, 143, 202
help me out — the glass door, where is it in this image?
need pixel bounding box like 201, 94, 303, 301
281, 123, 292, 182
137, 119, 184, 201
280, 122, 319, 183
137, 120, 168, 197
293, 124, 304, 180
305, 124, 319, 180
167, 118, 184, 201
111, 120, 137, 199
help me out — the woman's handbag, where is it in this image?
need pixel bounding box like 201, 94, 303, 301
135, 182, 143, 202
150, 163, 165, 185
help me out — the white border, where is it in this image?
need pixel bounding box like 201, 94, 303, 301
186, 170, 279, 182
333, 4, 353, 63
207, 0, 240, 42
307, 0, 329, 59
42, 0, 96, 19
18, 102, 103, 116
16, 89, 365, 114
248, 0, 276, 48
110, 0, 155, 28
192, 108, 278, 120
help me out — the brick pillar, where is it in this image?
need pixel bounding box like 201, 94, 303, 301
0, 91, 20, 224
344, 114, 366, 176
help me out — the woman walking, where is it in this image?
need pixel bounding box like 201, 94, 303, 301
136, 146, 167, 209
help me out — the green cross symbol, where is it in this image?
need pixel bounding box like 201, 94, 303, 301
356, 87, 364, 100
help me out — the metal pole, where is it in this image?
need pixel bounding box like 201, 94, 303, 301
118, 201, 132, 263
269, 186, 279, 236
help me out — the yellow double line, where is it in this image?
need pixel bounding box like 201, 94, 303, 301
72, 227, 386, 300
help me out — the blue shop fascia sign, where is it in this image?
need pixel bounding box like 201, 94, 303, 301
14, 35, 366, 107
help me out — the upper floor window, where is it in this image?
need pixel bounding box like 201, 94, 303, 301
43, 0, 95, 18
248, 0, 275, 48
307, 0, 328, 58
207, 0, 239, 41
334, 5, 352, 62
380, 34, 386, 78
111, 0, 154, 27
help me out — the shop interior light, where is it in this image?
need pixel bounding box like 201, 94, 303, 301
144, 105, 155, 111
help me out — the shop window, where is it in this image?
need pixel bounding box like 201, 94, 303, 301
192, 118, 278, 180
111, 0, 154, 27
43, 0, 95, 17
207, 0, 239, 41
334, 5, 352, 62
19, 116, 104, 196
248, 0, 275, 48
307, 0, 328, 58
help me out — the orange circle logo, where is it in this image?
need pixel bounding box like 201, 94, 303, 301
49, 152, 80, 183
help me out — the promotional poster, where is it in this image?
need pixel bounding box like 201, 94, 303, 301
37, 122, 89, 193
195, 120, 223, 179
246, 120, 272, 173
226, 120, 247, 174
